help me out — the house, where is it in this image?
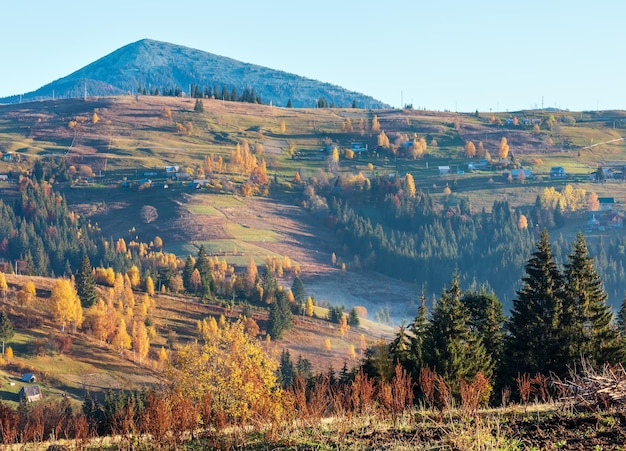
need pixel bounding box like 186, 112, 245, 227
21, 373, 36, 383
550, 166, 567, 179
510, 169, 533, 179
468, 160, 490, 171
165, 166, 180, 177
350, 142, 367, 153
438, 166, 450, 175
19, 385, 42, 402
598, 197, 615, 211
1, 153, 13, 162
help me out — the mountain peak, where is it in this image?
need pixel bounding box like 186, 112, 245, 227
1, 40, 387, 108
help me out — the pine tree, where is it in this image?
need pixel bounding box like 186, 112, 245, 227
291, 276, 305, 304
267, 290, 293, 339
561, 232, 622, 366
76, 254, 98, 307
0, 311, 14, 355
194, 98, 204, 113
505, 229, 565, 378
278, 349, 295, 388
424, 278, 491, 395
182, 255, 195, 292
195, 245, 213, 299
461, 288, 505, 372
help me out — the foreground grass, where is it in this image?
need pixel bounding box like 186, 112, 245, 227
7, 403, 625, 450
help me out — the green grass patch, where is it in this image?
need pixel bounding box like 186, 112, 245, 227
227, 223, 278, 241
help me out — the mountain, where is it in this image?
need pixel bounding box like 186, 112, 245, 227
0, 39, 388, 108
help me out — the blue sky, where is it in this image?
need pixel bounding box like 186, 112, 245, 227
1, 0, 624, 112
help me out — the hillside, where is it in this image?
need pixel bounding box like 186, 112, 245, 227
2, 96, 626, 309
0, 39, 387, 109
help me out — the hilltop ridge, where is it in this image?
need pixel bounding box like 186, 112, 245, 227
0, 39, 388, 109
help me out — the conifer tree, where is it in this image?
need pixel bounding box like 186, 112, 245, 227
278, 349, 296, 388
461, 288, 505, 372
561, 232, 622, 366
76, 254, 98, 308
182, 255, 195, 292
505, 229, 564, 378
195, 245, 213, 299
0, 311, 14, 355
424, 278, 491, 394
291, 276, 305, 304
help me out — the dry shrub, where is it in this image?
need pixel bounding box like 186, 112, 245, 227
459, 371, 491, 417
308, 375, 331, 419
419, 367, 437, 409
516, 372, 532, 408
0, 401, 18, 444
435, 374, 452, 411
351, 370, 375, 414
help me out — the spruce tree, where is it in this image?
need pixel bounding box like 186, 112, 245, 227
0, 311, 13, 355
75, 254, 97, 307
505, 229, 565, 378
562, 232, 622, 366
424, 278, 491, 395
194, 245, 213, 299
461, 288, 505, 372
278, 350, 295, 388
182, 255, 195, 292
291, 276, 305, 304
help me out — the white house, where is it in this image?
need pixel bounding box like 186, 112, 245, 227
438, 166, 450, 175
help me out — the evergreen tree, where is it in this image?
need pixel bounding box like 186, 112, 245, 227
277, 349, 296, 388
75, 254, 97, 307
617, 295, 626, 337
286, 99, 293, 108
505, 229, 565, 378
0, 311, 14, 355
194, 246, 213, 299
194, 98, 204, 112
562, 232, 622, 366
291, 276, 305, 304
348, 307, 360, 326
268, 290, 293, 339
424, 277, 491, 394
461, 287, 505, 372
182, 255, 195, 292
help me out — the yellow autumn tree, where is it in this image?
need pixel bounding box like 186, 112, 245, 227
50, 278, 83, 332
0, 273, 7, 300
465, 141, 476, 158
167, 319, 282, 423
518, 214, 528, 229
18, 281, 36, 303
498, 137, 510, 159
112, 317, 132, 354
87, 299, 108, 344
145, 276, 155, 296
132, 320, 150, 364
371, 115, 380, 132
126, 266, 141, 289
403, 173, 416, 198
588, 192, 600, 211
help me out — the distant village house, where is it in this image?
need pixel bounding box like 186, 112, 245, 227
19, 385, 42, 402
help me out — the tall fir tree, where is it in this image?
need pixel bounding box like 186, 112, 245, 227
461, 288, 505, 373
505, 229, 565, 379
424, 277, 491, 395
75, 254, 98, 308
291, 276, 305, 304
561, 232, 622, 366
194, 245, 213, 299
182, 255, 195, 292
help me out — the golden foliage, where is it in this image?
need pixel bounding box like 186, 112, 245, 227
18, 281, 36, 303
168, 319, 282, 422
50, 278, 83, 332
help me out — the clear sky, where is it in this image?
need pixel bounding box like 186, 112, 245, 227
2, 0, 625, 112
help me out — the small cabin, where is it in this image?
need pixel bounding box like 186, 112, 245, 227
21, 373, 36, 383
19, 385, 42, 402
598, 197, 615, 211
438, 166, 450, 175
550, 166, 566, 179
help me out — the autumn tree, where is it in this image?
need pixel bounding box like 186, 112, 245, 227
477, 141, 486, 158
518, 213, 528, 229
371, 115, 380, 132
465, 141, 476, 158
588, 192, 600, 211
168, 319, 282, 423
50, 278, 84, 332
112, 317, 132, 353
18, 282, 36, 304
76, 254, 97, 307
0, 311, 14, 355
132, 320, 150, 364
498, 137, 510, 159
403, 173, 416, 198
0, 272, 7, 300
